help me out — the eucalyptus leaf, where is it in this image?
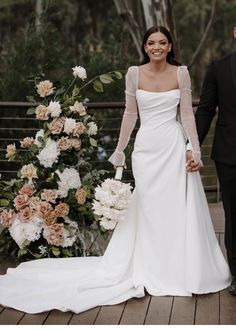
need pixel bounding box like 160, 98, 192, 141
89, 137, 97, 147
99, 74, 114, 84
51, 247, 61, 256
114, 71, 123, 79
26, 95, 36, 102
0, 199, 9, 207
26, 107, 36, 115
93, 80, 104, 93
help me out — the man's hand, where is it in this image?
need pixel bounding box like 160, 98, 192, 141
186, 150, 202, 172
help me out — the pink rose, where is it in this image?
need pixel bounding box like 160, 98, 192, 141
6, 143, 16, 158
70, 138, 81, 151
57, 137, 72, 151
0, 209, 16, 227
55, 203, 69, 217
43, 210, 57, 226
28, 196, 40, 211
13, 194, 29, 210
37, 201, 52, 219
19, 206, 32, 223
19, 184, 35, 197
45, 223, 64, 246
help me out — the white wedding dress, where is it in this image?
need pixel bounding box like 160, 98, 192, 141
0, 66, 231, 314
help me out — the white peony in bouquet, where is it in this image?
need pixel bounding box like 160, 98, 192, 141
92, 167, 133, 231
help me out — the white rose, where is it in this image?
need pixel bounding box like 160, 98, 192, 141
72, 66, 87, 80
47, 101, 61, 118
87, 122, 98, 136
63, 118, 77, 135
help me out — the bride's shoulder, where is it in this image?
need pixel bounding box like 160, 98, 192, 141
126, 65, 139, 74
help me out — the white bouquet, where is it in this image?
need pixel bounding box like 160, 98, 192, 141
92, 167, 133, 231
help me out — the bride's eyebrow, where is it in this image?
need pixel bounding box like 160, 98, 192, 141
147, 38, 168, 43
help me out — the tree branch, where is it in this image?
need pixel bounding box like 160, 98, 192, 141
188, 0, 217, 68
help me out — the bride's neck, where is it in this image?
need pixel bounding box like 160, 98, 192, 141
147, 60, 169, 73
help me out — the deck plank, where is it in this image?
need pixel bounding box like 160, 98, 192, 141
145, 296, 173, 325
69, 307, 100, 325
43, 310, 73, 325
169, 296, 196, 325
0, 308, 24, 325
94, 302, 126, 325
195, 293, 219, 325
119, 295, 150, 325
220, 289, 236, 324
18, 312, 49, 325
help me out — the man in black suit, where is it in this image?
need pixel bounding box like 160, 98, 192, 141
195, 26, 236, 295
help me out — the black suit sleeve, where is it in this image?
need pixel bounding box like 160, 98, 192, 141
195, 61, 218, 145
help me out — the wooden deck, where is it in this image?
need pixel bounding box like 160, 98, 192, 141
0, 202, 236, 325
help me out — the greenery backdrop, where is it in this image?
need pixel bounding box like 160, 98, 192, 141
0, 0, 236, 102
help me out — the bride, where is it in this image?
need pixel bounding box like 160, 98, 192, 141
0, 26, 231, 314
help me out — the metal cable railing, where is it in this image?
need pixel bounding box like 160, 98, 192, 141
0, 101, 219, 202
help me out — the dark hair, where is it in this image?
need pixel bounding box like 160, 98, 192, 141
141, 26, 180, 66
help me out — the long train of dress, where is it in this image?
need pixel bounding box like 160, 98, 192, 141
0, 89, 231, 313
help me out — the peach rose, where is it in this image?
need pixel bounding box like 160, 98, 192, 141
55, 203, 69, 217
0, 209, 16, 227
41, 189, 58, 203
6, 143, 16, 158
75, 188, 87, 204
45, 223, 64, 246
72, 122, 86, 137
28, 196, 40, 211
69, 101, 87, 116
19, 184, 35, 197
70, 138, 81, 151
48, 117, 65, 135
20, 164, 38, 180
57, 136, 72, 151
46, 234, 64, 246
13, 194, 29, 210
37, 201, 52, 218
43, 210, 57, 226
35, 105, 49, 121
19, 206, 32, 223
20, 137, 35, 148
36, 80, 54, 97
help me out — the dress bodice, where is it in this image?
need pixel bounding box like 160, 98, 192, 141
136, 89, 180, 129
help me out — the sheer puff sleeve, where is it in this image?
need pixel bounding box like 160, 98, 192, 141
178, 66, 202, 165
108, 66, 138, 166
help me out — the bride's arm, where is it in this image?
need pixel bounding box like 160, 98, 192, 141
179, 66, 202, 167
108, 67, 138, 167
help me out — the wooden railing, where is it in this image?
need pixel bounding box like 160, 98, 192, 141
0, 101, 219, 202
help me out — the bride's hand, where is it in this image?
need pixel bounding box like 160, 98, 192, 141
186, 151, 202, 172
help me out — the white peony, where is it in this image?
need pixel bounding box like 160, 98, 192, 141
100, 217, 117, 230
63, 118, 77, 135
9, 216, 43, 248
47, 101, 61, 117
37, 138, 60, 168
56, 167, 81, 198
92, 178, 133, 231
87, 122, 98, 136
72, 66, 87, 80
34, 129, 45, 147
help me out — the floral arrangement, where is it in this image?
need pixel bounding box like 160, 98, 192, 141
0, 66, 122, 260
92, 170, 133, 231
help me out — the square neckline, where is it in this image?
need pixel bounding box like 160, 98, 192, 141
136, 65, 181, 94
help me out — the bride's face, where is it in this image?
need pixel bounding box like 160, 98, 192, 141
144, 32, 171, 62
